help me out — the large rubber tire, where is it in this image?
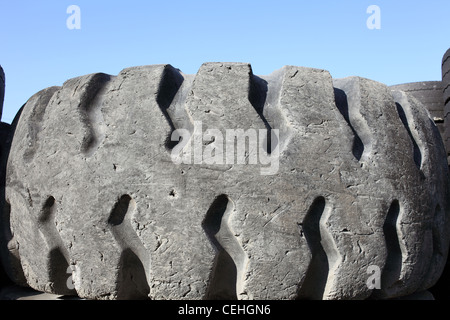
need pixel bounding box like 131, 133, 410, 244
4, 63, 450, 300
0, 117, 27, 289
0, 65, 14, 288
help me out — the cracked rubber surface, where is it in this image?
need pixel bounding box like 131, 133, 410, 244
4, 63, 450, 300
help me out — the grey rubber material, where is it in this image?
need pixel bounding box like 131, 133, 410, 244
3, 63, 450, 300
0, 65, 15, 286
0, 116, 27, 289
0, 66, 26, 288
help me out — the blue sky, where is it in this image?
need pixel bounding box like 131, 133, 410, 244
0, 0, 449, 124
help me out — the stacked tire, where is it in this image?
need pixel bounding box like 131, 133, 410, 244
389, 82, 444, 139
0, 66, 4, 115
0, 66, 23, 289
0, 66, 10, 287
1, 63, 450, 300
429, 49, 450, 300
444, 49, 450, 162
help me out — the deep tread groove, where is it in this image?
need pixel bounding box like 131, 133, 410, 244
381, 200, 403, 292
426, 204, 447, 294
203, 195, 244, 300
38, 196, 56, 223
156, 65, 185, 150
108, 195, 150, 300
79, 73, 112, 157
395, 103, 422, 170
431, 204, 444, 259
249, 75, 276, 154
0, 199, 26, 285
334, 88, 365, 161
47, 248, 71, 293
38, 196, 75, 295
297, 197, 329, 300
108, 195, 129, 226
116, 248, 151, 300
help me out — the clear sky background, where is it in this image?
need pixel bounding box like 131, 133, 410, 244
0, 0, 449, 124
